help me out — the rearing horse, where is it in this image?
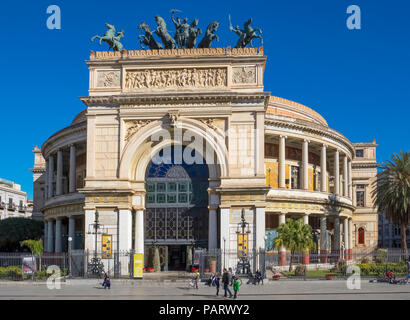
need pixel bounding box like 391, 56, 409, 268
197, 21, 219, 49
138, 22, 163, 50
242, 18, 263, 48
154, 16, 177, 49
91, 23, 125, 51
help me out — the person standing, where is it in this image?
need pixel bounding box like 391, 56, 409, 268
222, 268, 233, 298
215, 277, 220, 296
233, 277, 240, 299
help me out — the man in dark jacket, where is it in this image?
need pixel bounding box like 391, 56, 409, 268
222, 268, 233, 298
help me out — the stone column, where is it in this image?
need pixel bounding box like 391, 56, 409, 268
302, 139, 309, 190
55, 218, 62, 253
303, 214, 310, 265
333, 218, 341, 262
119, 210, 132, 276
220, 208, 230, 272
348, 218, 353, 260
44, 221, 48, 252
48, 156, 54, 199
45, 160, 49, 200
352, 185, 357, 206
69, 145, 76, 193
208, 209, 218, 250
343, 156, 348, 197
56, 150, 63, 196
135, 210, 144, 255
47, 220, 54, 253
68, 216, 75, 251
279, 135, 286, 189
321, 144, 327, 193
320, 217, 328, 263
347, 160, 353, 199
279, 213, 287, 266
344, 218, 349, 261
334, 150, 340, 195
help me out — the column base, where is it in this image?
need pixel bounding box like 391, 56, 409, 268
302, 251, 310, 265
279, 251, 287, 266
320, 250, 328, 264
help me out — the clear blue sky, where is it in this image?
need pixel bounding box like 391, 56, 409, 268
1, 0, 409, 199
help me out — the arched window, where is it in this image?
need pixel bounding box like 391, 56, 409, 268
358, 227, 365, 245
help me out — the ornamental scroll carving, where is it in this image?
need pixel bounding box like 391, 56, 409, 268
125, 68, 227, 90
125, 120, 152, 142
232, 66, 257, 84
97, 71, 121, 88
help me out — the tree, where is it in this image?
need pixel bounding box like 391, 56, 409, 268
372, 151, 410, 258
0, 218, 43, 252
274, 218, 316, 272
20, 239, 44, 272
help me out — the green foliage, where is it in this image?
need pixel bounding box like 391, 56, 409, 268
20, 240, 43, 256
294, 265, 306, 276
375, 249, 388, 264
0, 266, 68, 280
274, 218, 316, 252
372, 151, 410, 253
341, 263, 407, 276
0, 218, 44, 252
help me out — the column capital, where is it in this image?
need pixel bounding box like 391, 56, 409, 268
322, 144, 328, 149
303, 139, 310, 144
279, 135, 287, 139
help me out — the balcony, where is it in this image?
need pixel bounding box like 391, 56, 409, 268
18, 205, 27, 213
0, 202, 5, 209
7, 203, 16, 211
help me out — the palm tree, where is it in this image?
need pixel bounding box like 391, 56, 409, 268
372, 151, 410, 258
20, 239, 44, 276
274, 218, 316, 271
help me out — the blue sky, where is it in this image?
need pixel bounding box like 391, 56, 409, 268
1, 0, 409, 199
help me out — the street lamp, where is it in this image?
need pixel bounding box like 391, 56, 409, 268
87, 210, 105, 276
236, 209, 251, 275
222, 237, 226, 271
68, 237, 72, 278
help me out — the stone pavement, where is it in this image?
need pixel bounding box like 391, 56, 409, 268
0, 280, 409, 300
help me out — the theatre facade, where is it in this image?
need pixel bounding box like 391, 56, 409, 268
34, 47, 378, 273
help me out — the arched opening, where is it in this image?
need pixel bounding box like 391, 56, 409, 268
144, 146, 210, 271
358, 227, 365, 245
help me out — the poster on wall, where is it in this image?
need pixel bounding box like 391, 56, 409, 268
102, 234, 112, 259
22, 256, 36, 275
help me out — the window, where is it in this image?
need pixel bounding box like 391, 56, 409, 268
356, 185, 366, 207
358, 227, 365, 245
355, 149, 364, 158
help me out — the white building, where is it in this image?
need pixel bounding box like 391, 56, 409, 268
0, 178, 29, 220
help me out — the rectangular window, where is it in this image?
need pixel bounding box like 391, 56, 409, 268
355, 150, 364, 158
356, 191, 365, 207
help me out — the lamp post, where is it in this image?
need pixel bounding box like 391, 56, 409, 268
87, 210, 105, 277
222, 237, 226, 271
236, 209, 251, 275
68, 237, 72, 278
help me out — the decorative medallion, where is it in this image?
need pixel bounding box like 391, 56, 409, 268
97, 71, 121, 88
232, 66, 257, 84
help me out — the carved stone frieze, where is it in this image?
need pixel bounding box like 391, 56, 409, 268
125, 120, 152, 142
232, 66, 257, 84
97, 71, 121, 88
125, 68, 227, 90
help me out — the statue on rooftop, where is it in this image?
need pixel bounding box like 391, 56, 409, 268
197, 21, 220, 49
91, 23, 125, 52
186, 19, 202, 49
171, 9, 191, 48
154, 15, 177, 49
138, 22, 163, 50
229, 16, 263, 48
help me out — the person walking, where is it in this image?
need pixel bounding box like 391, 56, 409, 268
233, 277, 240, 299
222, 268, 233, 298
215, 277, 220, 296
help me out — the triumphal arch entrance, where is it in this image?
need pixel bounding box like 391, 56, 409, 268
80, 45, 269, 274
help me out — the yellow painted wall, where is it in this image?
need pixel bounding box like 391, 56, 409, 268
265, 162, 279, 188
308, 168, 314, 191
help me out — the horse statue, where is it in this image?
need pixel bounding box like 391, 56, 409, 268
197, 21, 219, 49
186, 19, 202, 49
138, 22, 163, 50
91, 23, 125, 51
154, 16, 177, 49
229, 16, 263, 48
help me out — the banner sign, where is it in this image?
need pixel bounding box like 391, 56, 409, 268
133, 254, 144, 279
102, 234, 112, 259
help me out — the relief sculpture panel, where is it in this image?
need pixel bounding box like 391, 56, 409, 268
125, 68, 227, 90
